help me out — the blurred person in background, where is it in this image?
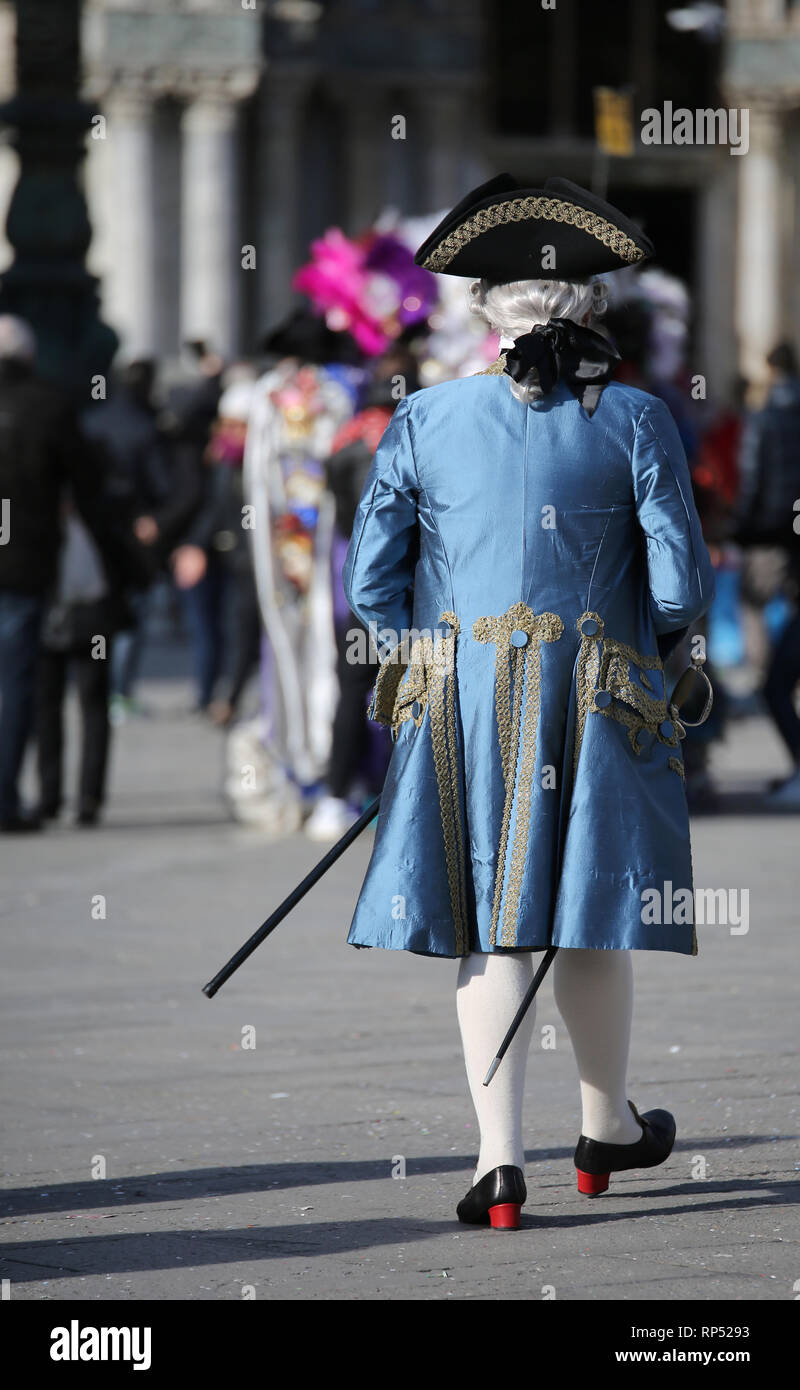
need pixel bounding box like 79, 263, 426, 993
230, 309, 364, 832
120, 351, 212, 601
0, 316, 140, 831
735, 342, 800, 807
0, 315, 70, 831
35, 497, 140, 827
161, 339, 224, 449
81, 357, 171, 724
174, 375, 261, 727
230, 227, 436, 833
693, 376, 747, 673
659, 381, 743, 810
161, 340, 225, 712
159, 341, 224, 545
305, 344, 418, 840
694, 376, 746, 540
606, 271, 727, 806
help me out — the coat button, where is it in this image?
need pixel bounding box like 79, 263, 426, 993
635, 727, 655, 751
593, 689, 612, 708
411, 701, 422, 720
659, 719, 674, 739
580, 617, 599, 636
510, 629, 528, 647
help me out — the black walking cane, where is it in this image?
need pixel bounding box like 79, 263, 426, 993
202, 796, 380, 998
482, 946, 558, 1086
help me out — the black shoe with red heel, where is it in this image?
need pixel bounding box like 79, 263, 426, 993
456, 1165, 527, 1229
574, 1100, 676, 1196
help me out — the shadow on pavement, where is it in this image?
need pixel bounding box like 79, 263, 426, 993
2, 1137, 796, 1216
2, 1177, 798, 1282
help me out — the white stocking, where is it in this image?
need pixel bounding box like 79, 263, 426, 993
456, 951, 537, 1183
552, 948, 642, 1144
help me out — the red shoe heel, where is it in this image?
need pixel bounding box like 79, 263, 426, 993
576, 1169, 610, 1196
488, 1202, 522, 1230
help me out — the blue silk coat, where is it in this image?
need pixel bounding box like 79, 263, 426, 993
342, 367, 715, 958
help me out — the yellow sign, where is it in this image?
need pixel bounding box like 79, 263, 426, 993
594, 88, 635, 157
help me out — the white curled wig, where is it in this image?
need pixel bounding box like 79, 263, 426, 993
469, 277, 607, 404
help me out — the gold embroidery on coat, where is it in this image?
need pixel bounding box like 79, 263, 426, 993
574, 612, 604, 780
600, 636, 662, 670
473, 601, 564, 946
572, 617, 680, 760
474, 354, 508, 377
571, 615, 693, 952
596, 638, 668, 737
371, 614, 468, 955
369, 636, 408, 729
441, 613, 468, 953
595, 653, 682, 750
420, 196, 647, 273
488, 644, 524, 948
428, 612, 468, 956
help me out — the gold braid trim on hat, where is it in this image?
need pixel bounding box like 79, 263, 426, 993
421, 196, 647, 273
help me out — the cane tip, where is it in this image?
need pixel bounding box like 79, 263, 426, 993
483, 1056, 501, 1087
202, 982, 217, 999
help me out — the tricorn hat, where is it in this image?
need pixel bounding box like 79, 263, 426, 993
413, 173, 654, 282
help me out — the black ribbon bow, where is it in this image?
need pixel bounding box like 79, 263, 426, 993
503, 318, 620, 417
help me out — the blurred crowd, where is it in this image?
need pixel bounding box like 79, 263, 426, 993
2, 219, 800, 836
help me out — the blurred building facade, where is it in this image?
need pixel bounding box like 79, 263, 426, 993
724, 0, 800, 392
1, 0, 797, 397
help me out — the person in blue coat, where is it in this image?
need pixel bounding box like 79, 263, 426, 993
342, 175, 715, 1228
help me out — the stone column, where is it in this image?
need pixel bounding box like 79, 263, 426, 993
697, 160, 738, 402
733, 103, 784, 392
340, 84, 387, 233
418, 86, 471, 214
629, 0, 656, 115
550, 0, 577, 137
257, 73, 307, 331
0, 143, 17, 275
103, 83, 158, 357
0, 0, 116, 389
790, 110, 800, 366
180, 89, 240, 359
0, 0, 16, 273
